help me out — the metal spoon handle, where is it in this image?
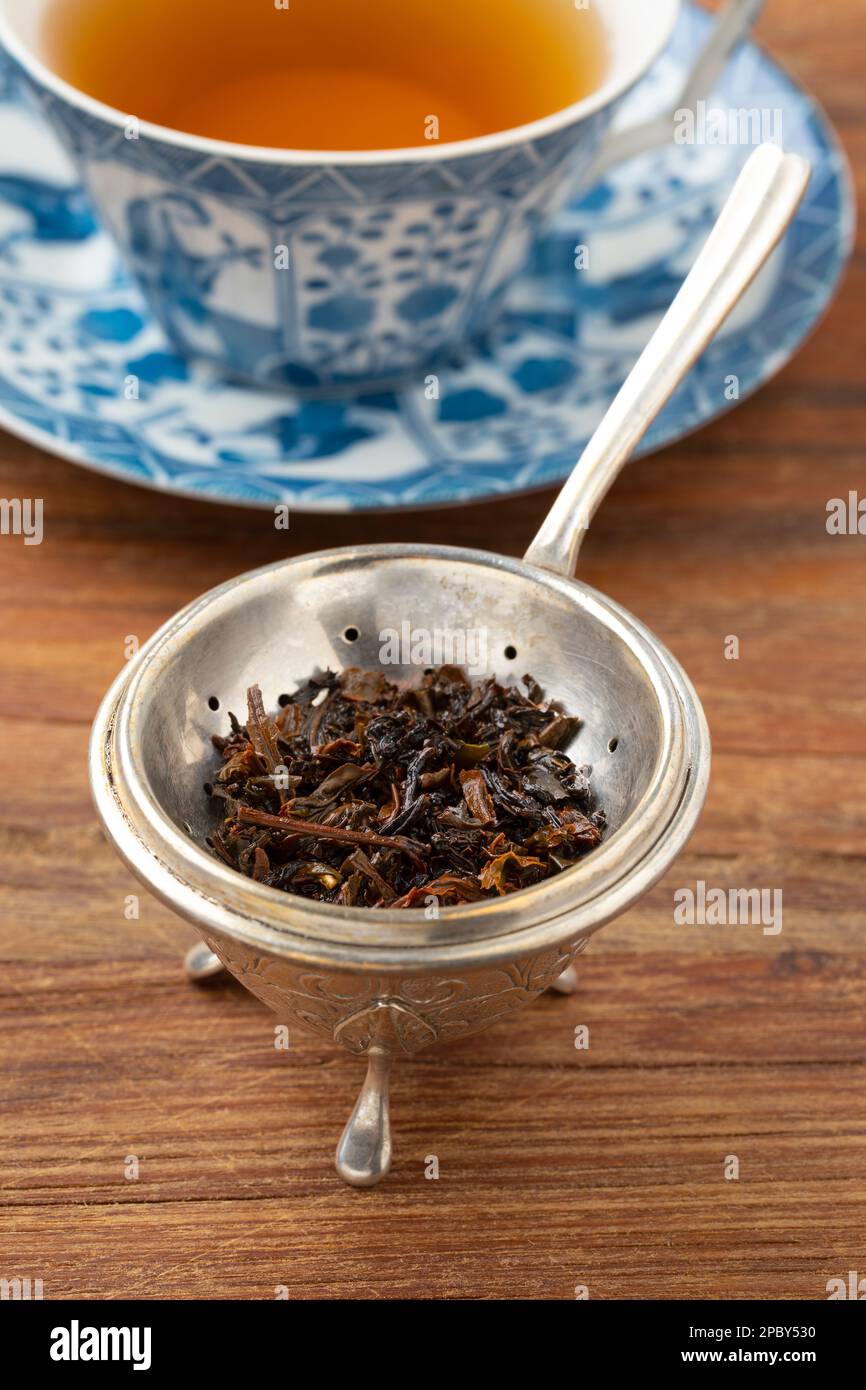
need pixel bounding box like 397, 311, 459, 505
524, 143, 810, 578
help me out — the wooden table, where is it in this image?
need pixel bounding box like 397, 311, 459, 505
1, 0, 864, 1300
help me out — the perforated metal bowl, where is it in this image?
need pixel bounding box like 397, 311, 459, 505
91, 543, 708, 1183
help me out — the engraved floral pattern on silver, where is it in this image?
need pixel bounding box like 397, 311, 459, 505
203, 933, 590, 1055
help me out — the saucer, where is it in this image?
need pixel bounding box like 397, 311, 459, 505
0, 4, 854, 512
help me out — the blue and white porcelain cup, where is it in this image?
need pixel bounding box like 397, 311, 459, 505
1, 0, 695, 390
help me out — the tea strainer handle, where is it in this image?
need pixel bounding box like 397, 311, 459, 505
588, 0, 767, 179
524, 142, 810, 579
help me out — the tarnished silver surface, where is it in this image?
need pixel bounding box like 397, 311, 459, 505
89, 147, 808, 1186
198, 929, 585, 1053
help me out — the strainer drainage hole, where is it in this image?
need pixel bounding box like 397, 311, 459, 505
608, 737, 619, 753
207, 696, 220, 711
342, 625, 360, 643
504, 644, 518, 660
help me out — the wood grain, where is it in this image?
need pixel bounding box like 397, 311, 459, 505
1, 0, 864, 1299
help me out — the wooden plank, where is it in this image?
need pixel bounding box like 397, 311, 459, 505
0, 0, 864, 1300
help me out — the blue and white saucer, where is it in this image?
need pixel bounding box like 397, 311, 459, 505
0, 5, 854, 511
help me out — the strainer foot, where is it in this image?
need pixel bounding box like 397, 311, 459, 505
184, 942, 226, 983
335, 1045, 392, 1188
549, 964, 579, 995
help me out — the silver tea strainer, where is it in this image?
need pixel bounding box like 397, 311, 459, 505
90, 145, 809, 1185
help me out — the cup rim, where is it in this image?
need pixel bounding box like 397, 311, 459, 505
89, 543, 710, 971
0, 0, 681, 167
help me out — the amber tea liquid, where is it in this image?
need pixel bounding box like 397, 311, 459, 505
43, 0, 608, 151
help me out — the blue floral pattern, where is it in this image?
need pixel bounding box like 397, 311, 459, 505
0, 4, 854, 510
15, 35, 605, 388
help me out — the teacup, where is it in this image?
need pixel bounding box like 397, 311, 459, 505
0, 0, 688, 390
